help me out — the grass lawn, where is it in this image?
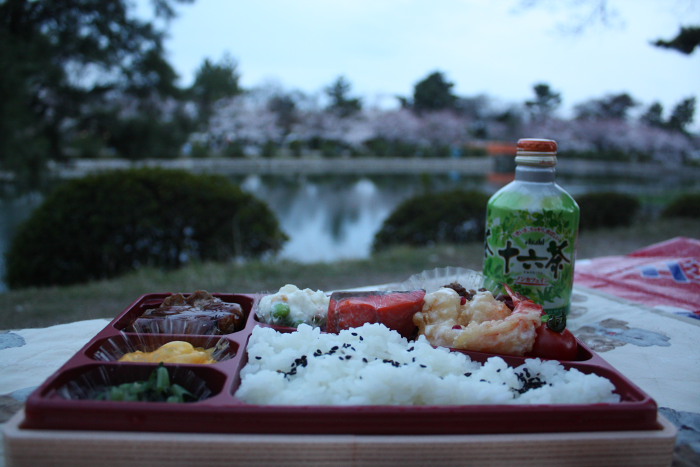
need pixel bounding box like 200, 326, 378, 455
1, 218, 698, 330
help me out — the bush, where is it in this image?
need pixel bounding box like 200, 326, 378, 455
372, 189, 488, 252
5, 168, 288, 288
576, 192, 640, 230
661, 192, 700, 219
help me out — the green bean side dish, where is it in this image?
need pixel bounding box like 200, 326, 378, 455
94, 364, 196, 403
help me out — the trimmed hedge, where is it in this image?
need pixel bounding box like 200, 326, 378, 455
372, 189, 488, 252
661, 192, 700, 219
5, 168, 287, 288
576, 192, 640, 230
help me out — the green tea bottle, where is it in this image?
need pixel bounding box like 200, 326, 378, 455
483, 138, 579, 318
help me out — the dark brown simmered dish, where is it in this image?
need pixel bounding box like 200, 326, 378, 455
131, 290, 245, 334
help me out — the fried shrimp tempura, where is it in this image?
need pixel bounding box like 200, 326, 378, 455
413, 288, 541, 356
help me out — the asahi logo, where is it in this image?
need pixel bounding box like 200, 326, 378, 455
526, 238, 545, 245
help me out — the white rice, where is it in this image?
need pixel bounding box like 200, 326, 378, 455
235, 323, 620, 406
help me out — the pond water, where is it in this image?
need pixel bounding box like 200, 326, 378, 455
236, 173, 489, 263
1, 169, 698, 292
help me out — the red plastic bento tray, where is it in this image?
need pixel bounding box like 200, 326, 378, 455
21, 292, 659, 435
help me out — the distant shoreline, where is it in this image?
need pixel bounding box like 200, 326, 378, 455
46, 156, 700, 179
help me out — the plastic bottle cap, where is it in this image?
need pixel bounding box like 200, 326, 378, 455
515, 138, 558, 166
517, 138, 557, 153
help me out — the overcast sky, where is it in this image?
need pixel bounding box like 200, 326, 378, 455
152, 0, 699, 120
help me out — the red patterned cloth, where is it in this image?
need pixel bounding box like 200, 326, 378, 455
575, 237, 700, 318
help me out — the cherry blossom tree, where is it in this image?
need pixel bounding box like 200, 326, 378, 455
195, 77, 695, 164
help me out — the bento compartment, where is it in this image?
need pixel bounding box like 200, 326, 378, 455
53, 363, 223, 403
87, 334, 237, 364
231, 323, 625, 408
23, 363, 230, 432
115, 291, 253, 335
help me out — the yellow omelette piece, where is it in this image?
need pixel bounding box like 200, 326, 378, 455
118, 341, 217, 364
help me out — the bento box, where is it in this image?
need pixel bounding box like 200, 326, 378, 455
20, 290, 660, 436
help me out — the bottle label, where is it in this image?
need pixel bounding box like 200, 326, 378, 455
483, 207, 577, 317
